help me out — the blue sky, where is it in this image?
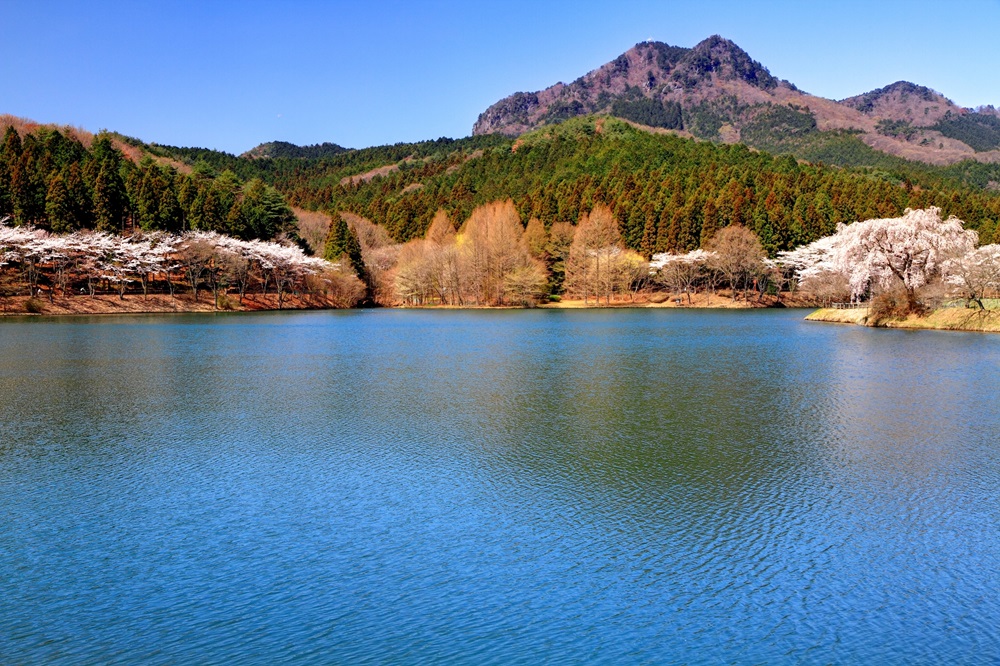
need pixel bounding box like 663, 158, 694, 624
3, 0, 999, 154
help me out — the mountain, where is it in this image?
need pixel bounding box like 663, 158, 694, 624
473, 36, 1000, 166
242, 140, 348, 160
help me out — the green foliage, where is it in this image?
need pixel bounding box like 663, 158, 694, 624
541, 99, 585, 125
683, 102, 727, 140
245, 141, 348, 159
0, 125, 297, 241
269, 115, 1000, 261
845, 81, 938, 114
226, 178, 295, 240
7, 113, 1000, 279
739, 105, 817, 149
650, 43, 690, 70
876, 119, 918, 140
611, 98, 683, 129
324, 214, 368, 298
932, 113, 1000, 152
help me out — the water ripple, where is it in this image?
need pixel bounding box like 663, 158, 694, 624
1, 310, 999, 663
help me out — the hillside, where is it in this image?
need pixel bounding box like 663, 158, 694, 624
9, 105, 1000, 268
242, 140, 348, 160
473, 36, 1000, 167
260, 117, 1000, 257
0, 117, 298, 242
101, 116, 1000, 258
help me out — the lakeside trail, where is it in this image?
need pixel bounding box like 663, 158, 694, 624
807, 307, 1000, 333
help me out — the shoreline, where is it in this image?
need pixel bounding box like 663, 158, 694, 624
0, 293, 347, 318
8, 294, 999, 334
1, 291, 826, 318
806, 307, 1000, 333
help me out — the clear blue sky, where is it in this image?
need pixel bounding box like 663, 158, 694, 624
3, 0, 998, 154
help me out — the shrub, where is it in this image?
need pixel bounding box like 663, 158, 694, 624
869, 289, 918, 321
216, 293, 237, 311
24, 298, 44, 313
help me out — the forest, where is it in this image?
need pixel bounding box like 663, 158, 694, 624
0, 124, 299, 242
267, 117, 1000, 259
4, 113, 1000, 312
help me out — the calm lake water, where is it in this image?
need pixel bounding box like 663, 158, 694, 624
2, 309, 999, 664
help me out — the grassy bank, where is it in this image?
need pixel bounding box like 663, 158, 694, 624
807, 307, 1000, 332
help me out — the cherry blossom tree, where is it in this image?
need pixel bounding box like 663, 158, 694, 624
832, 207, 976, 310
779, 208, 977, 311
947, 244, 1000, 309
0, 219, 355, 307
651, 249, 713, 304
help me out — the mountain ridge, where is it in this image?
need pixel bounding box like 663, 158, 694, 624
473, 36, 1000, 166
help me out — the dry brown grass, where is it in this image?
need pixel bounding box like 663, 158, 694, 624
805, 308, 870, 325
540, 290, 796, 309
807, 306, 1000, 332
0, 114, 95, 147
340, 163, 400, 186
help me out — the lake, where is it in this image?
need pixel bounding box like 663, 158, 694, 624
2, 309, 999, 664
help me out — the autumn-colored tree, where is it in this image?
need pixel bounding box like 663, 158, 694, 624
522, 217, 548, 260
425, 209, 456, 245
426, 211, 464, 304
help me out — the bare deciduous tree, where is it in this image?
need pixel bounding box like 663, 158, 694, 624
565, 205, 623, 304
706, 225, 766, 301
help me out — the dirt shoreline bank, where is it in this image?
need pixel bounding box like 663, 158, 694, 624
806, 307, 1000, 333
0, 293, 344, 317
1, 291, 822, 318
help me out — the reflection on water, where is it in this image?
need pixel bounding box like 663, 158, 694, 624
1, 310, 999, 664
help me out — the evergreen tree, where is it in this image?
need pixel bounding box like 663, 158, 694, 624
11, 151, 46, 226
0, 127, 22, 218
324, 213, 368, 298
45, 171, 74, 233
94, 161, 127, 233
65, 162, 93, 229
